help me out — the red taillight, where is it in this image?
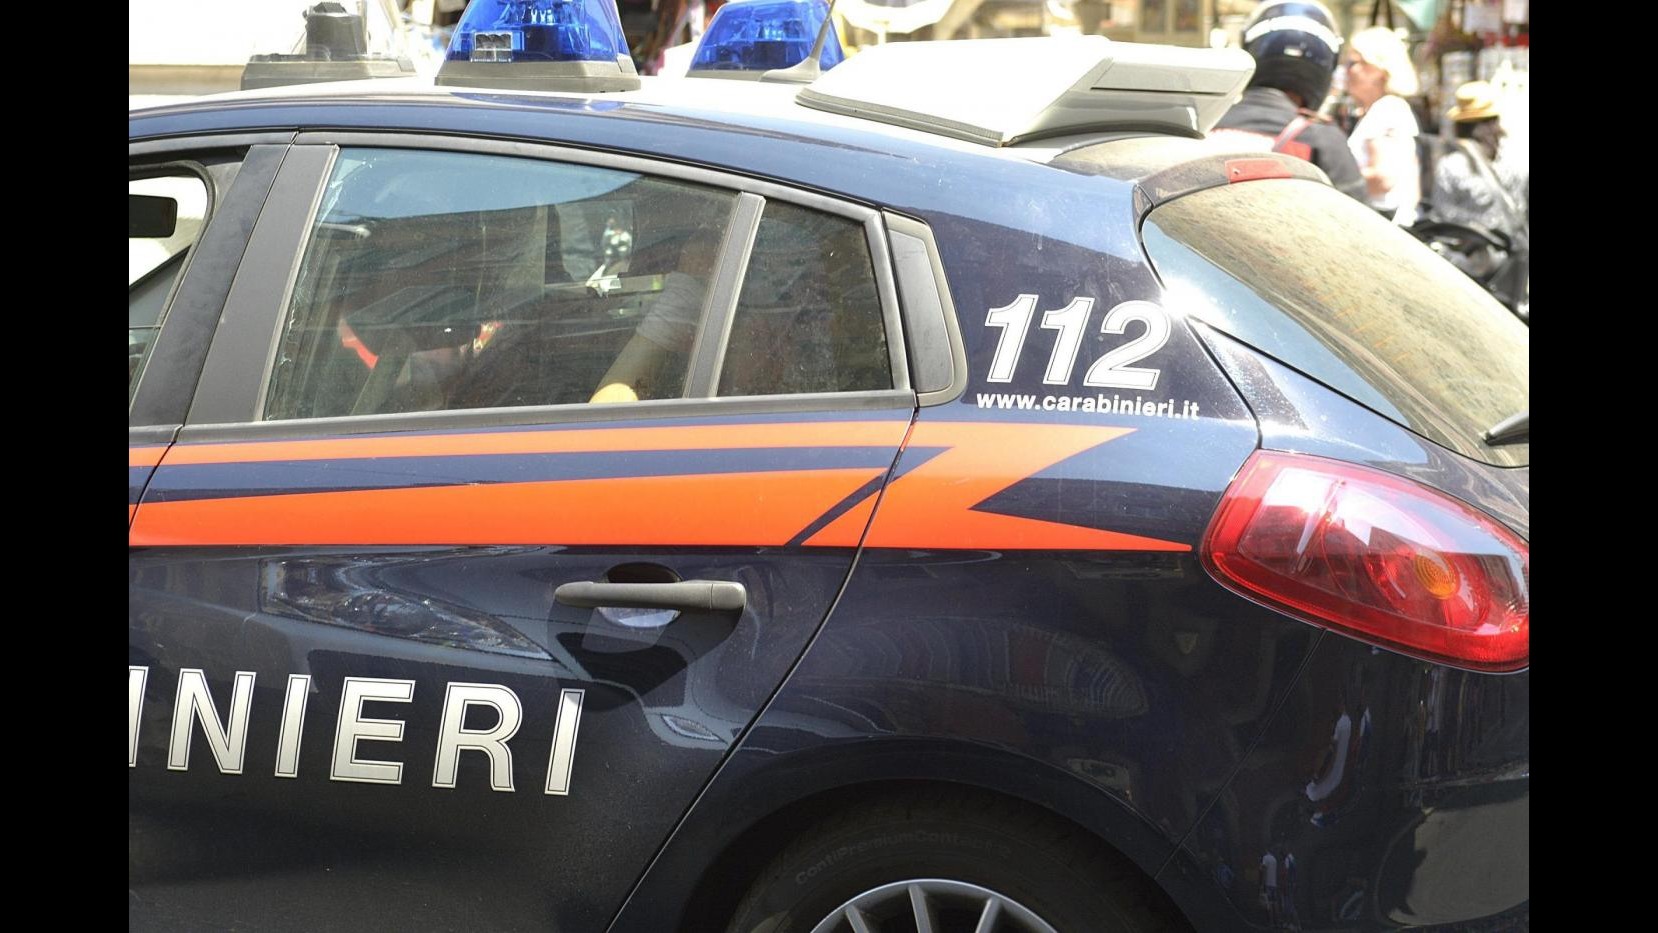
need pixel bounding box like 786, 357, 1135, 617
1202, 451, 1528, 671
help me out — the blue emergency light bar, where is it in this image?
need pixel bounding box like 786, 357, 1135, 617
688, 0, 845, 79
436, 0, 640, 91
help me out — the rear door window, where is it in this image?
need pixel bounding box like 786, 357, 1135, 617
1141, 180, 1528, 465
261, 147, 898, 422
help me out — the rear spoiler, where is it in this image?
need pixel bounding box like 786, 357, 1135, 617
1129, 151, 1330, 218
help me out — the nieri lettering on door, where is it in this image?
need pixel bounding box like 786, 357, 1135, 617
129, 667, 585, 795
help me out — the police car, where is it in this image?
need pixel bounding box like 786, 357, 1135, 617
129, 1, 1529, 930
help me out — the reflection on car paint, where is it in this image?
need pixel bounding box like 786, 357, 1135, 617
259, 554, 551, 659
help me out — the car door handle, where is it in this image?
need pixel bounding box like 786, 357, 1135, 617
553, 580, 747, 613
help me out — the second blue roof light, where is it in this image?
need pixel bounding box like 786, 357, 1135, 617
689, 0, 845, 74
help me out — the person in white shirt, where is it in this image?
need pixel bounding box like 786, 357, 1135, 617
1259, 849, 1280, 924
1343, 27, 1421, 225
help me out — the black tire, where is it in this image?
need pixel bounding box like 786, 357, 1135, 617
725, 789, 1183, 933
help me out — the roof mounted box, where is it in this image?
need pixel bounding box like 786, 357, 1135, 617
240, 2, 416, 91
795, 36, 1255, 147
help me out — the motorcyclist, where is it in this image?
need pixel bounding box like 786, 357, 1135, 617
1211, 1, 1367, 203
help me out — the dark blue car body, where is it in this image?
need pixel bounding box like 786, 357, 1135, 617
129, 79, 1528, 933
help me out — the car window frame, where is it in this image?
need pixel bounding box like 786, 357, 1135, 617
181, 133, 918, 442
884, 211, 967, 407
128, 136, 292, 429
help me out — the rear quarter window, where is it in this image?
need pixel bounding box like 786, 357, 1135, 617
1141, 179, 1527, 466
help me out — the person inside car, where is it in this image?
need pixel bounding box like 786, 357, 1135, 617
590, 229, 720, 403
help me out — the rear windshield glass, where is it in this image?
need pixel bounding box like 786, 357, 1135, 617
1142, 180, 1527, 466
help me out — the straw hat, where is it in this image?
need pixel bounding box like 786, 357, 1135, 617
1447, 81, 1501, 123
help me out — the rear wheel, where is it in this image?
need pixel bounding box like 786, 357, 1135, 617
725, 790, 1179, 933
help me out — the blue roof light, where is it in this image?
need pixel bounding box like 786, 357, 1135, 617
689, 0, 845, 75
435, 0, 639, 91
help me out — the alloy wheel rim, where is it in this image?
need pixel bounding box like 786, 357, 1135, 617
807, 878, 1060, 933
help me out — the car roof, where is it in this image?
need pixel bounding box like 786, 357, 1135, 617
146, 81, 1235, 173
133, 75, 1084, 160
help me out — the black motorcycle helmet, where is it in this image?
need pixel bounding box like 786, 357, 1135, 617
1241, 1, 1343, 109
